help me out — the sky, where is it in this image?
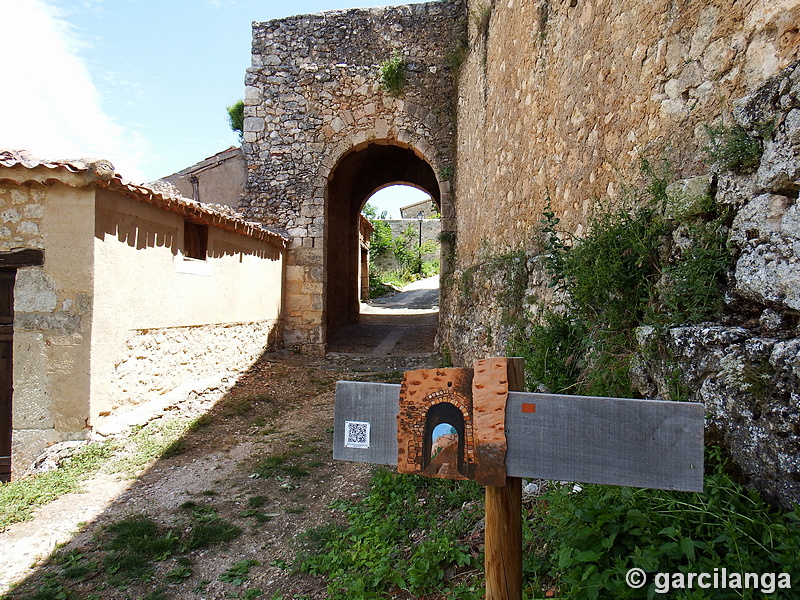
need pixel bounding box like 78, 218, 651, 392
0, 0, 431, 217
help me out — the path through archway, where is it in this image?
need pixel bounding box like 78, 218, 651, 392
324, 143, 441, 345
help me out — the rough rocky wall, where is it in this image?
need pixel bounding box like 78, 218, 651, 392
445, 59, 800, 507
632, 64, 800, 507
242, 0, 465, 350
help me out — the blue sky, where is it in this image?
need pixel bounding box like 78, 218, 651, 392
1, 0, 431, 216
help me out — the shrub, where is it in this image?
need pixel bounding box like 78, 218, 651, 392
379, 51, 405, 96
704, 122, 765, 174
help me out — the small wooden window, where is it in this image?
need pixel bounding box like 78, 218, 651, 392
184, 220, 208, 260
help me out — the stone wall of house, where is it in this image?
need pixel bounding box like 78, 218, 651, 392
242, 0, 465, 350
95, 320, 279, 426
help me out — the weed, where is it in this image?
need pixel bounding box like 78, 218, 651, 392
297, 469, 481, 598
247, 495, 269, 508
164, 562, 193, 583
183, 518, 242, 550
286, 506, 306, 514
193, 579, 211, 593
704, 122, 767, 173
188, 412, 213, 431
378, 51, 405, 96
527, 448, 800, 598
102, 516, 179, 585
252, 454, 309, 479
239, 508, 277, 522
218, 559, 259, 585
225, 397, 253, 416
106, 417, 195, 475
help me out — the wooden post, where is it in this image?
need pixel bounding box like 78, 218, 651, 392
485, 357, 524, 600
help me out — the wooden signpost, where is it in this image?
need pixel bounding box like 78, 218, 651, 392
333, 357, 705, 600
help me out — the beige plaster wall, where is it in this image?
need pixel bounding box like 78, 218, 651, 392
4, 183, 95, 475
163, 148, 246, 208
453, 0, 800, 266
90, 189, 283, 416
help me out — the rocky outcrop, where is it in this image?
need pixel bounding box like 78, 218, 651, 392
633, 62, 800, 508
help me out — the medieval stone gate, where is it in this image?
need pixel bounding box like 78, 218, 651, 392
240, 0, 465, 353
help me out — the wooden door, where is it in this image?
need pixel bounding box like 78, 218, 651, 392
0, 270, 14, 482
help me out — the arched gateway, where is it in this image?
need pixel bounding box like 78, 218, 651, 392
240, 0, 465, 353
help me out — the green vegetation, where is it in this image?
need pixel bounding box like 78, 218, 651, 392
510, 162, 733, 397
6, 502, 245, 599
296, 469, 483, 599
227, 99, 245, 143
362, 204, 440, 297
704, 121, 771, 174
378, 51, 405, 96
526, 449, 800, 599
0, 440, 115, 530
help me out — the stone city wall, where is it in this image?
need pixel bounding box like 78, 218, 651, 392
242, 0, 465, 350
443, 58, 800, 507
450, 0, 800, 267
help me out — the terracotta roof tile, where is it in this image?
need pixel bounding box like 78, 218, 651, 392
0, 149, 288, 248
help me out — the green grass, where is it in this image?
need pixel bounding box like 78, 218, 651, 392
0, 440, 116, 530
296, 468, 483, 599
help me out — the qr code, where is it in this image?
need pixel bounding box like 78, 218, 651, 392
344, 421, 370, 449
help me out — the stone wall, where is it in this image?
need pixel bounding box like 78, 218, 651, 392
443, 59, 800, 507
372, 218, 441, 272
242, 0, 465, 351
449, 0, 800, 269
102, 320, 279, 414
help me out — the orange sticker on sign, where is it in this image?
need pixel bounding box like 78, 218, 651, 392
521, 403, 536, 414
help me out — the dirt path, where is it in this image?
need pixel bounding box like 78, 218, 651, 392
1, 281, 441, 599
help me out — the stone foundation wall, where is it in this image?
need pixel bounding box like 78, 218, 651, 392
105, 320, 280, 412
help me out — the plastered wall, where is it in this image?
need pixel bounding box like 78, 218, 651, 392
4, 183, 95, 474
90, 189, 284, 417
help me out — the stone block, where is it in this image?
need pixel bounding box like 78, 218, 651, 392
14, 268, 57, 312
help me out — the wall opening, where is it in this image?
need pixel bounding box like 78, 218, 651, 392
325, 143, 440, 338
361, 184, 441, 308
422, 402, 465, 478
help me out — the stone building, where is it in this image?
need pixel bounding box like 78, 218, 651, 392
0, 150, 287, 479
241, 0, 465, 353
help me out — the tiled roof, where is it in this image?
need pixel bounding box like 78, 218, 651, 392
0, 149, 289, 248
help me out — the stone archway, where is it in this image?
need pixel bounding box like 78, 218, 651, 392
241, 1, 465, 353
325, 142, 440, 336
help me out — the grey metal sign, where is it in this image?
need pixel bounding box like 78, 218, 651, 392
333, 381, 704, 492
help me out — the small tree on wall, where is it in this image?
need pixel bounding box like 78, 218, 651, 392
227, 100, 244, 143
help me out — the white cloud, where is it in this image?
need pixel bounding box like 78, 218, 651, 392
0, 0, 150, 182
